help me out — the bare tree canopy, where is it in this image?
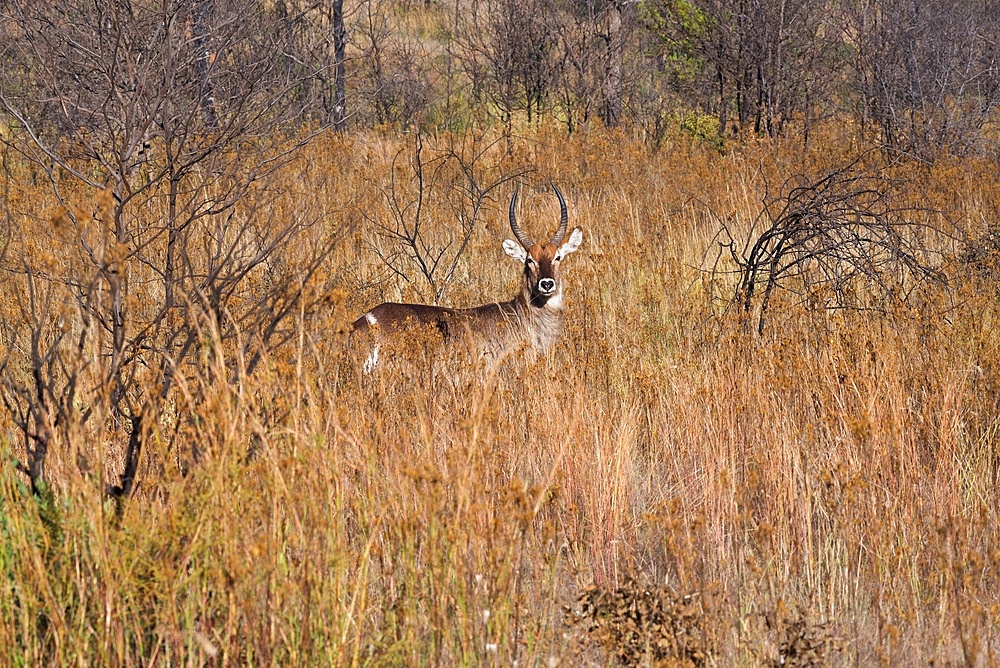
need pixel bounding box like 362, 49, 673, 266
0, 0, 337, 496
848, 0, 1000, 159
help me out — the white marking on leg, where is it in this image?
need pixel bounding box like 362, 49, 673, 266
363, 344, 380, 373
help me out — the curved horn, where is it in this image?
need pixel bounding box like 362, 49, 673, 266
508, 186, 534, 248
550, 183, 568, 245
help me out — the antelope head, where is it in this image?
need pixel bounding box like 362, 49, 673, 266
502, 184, 584, 308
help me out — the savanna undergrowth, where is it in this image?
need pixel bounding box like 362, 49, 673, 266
2, 125, 1000, 665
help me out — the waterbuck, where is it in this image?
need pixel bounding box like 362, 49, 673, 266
352, 184, 584, 369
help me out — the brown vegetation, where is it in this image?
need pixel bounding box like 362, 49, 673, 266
1, 122, 999, 665
1, 0, 999, 663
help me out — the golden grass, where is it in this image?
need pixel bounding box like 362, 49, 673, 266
2, 124, 1000, 665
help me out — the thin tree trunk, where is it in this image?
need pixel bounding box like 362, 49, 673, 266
332, 0, 347, 130
601, 2, 623, 127
108, 199, 127, 414
718, 65, 726, 133
192, 0, 218, 128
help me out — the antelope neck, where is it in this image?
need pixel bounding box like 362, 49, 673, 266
511, 284, 564, 352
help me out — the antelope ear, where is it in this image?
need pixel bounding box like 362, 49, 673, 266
502, 239, 527, 263
558, 227, 583, 257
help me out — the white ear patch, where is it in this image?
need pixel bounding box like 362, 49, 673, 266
558, 227, 584, 257
502, 239, 527, 263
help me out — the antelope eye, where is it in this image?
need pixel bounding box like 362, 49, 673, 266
554, 254, 562, 262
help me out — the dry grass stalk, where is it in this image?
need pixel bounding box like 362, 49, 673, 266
1, 125, 999, 664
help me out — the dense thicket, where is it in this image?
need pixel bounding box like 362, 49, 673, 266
4, 0, 999, 152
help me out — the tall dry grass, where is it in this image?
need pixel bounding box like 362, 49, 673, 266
2, 124, 1000, 665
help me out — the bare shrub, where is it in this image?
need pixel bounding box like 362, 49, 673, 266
761, 603, 842, 667
0, 0, 336, 495
362, 131, 524, 303
643, 0, 842, 141
847, 0, 1000, 161
707, 155, 950, 333
458, 0, 560, 136
354, 0, 433, 127
566, 581, 717, 667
